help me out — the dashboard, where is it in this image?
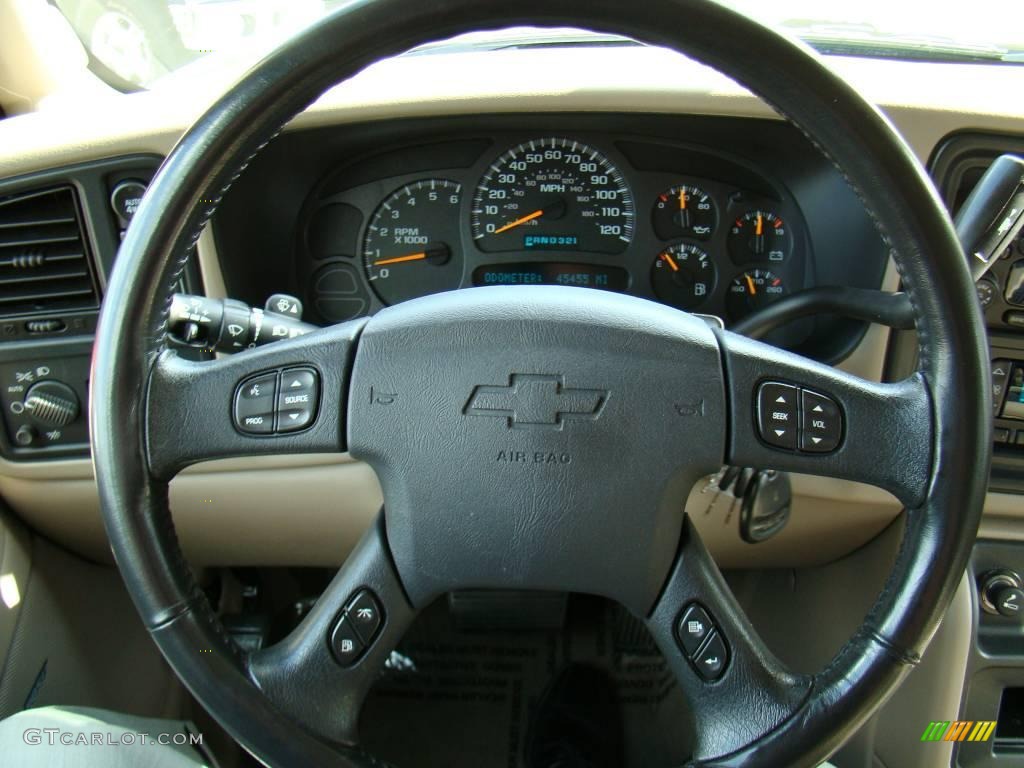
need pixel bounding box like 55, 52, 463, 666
1, 37, 1023, 767
0, 43, 1021, 574
213, 114, 891, 362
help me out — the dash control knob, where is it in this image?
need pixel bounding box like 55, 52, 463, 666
23, 381, 80, 427
15, 425, 37, 446
981, 570, 1024, 620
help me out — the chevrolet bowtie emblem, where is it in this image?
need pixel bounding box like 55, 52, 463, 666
464, 374, 608, 429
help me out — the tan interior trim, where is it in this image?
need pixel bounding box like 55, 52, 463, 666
0, 509, 31, 672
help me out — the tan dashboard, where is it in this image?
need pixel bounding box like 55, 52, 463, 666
0, 46, 1022, 566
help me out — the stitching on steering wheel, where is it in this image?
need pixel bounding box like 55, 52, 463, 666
151, 129, 289, 354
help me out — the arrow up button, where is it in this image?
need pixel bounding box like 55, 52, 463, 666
756, 382, 798, 450
800, 389, 842, 453
277, 367, 320, 433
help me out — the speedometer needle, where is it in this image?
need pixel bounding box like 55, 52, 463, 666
492, 209, 544, 235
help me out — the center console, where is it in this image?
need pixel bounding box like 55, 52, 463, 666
932, 135, 1024, 767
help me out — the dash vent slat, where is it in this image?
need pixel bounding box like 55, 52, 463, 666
0, 186, 99, 317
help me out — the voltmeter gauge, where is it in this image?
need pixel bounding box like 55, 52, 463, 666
727, 269, 787, 321
651, 243, 716, 310
652, 185, 717, 241
728, 210, 792, 263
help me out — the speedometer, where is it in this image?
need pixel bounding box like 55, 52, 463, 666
471, 138, 634, 254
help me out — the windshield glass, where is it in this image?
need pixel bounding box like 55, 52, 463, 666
53, 0, 1024, 89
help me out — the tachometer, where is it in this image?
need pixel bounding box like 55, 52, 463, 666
363, 179, 463, 305
471, 138, 634, 253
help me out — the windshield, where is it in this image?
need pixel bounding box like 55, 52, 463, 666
52, 0, 1024, 89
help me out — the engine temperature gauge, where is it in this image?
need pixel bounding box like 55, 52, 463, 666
728, 210, 792, 263
727, 269, 787, 321
652, 185, 716, 241
651, 243, 716, 310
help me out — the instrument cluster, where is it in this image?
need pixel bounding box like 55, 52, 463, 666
298, 134, 810, 335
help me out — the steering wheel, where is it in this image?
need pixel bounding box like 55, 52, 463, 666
89, 0, 992, 765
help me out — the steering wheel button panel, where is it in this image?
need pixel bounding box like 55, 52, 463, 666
756, 382, 798, 449
757, 381, 844, 454
693, 631, 729, 682
232, 367, 321, 435
800, 389, 842, 452
992, 359, 1012, 415
329, 589, 385, 668
677, 603, 715, 656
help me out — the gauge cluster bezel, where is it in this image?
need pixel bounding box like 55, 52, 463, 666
296, 131, 812, 345
209, 112, 889, 364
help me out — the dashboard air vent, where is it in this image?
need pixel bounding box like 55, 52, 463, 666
0, 186, 99, 317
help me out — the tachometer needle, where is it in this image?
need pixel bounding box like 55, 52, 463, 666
493, 209, 545, 235
661, 252, 679, 272
373, 251, 427, 266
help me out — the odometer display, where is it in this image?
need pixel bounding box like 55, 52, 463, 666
472, 262, 628, 291
471, 138, 634, 254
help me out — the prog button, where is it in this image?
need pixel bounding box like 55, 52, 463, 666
233, 373, 277, 434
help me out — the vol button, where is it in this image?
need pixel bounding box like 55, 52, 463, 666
800, 390, 842, 452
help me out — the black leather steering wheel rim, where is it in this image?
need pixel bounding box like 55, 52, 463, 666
90, 1, 992, 766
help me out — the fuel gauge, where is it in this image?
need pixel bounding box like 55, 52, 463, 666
651, 243, 716, 310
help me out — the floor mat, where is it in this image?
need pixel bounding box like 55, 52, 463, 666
360, 595, 692, 767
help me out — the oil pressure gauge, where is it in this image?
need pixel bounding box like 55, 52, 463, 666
652, 185, 717, 241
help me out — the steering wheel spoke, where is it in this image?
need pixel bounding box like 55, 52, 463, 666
248, 514, 416, 746
719, 329, 933, 508
145, 319, 366, 480
647, 518, 812, 763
